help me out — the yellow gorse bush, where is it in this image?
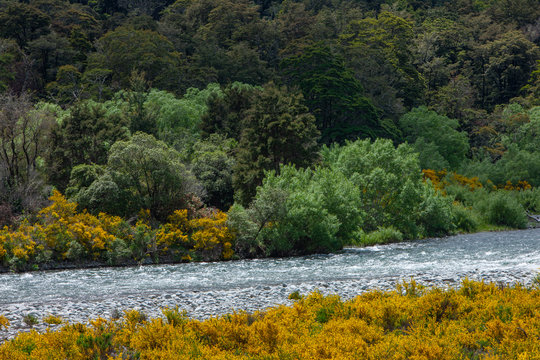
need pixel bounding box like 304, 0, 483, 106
422, 169, 483, 192
1, 279, 539, 359
423, 169, 533, 193
190, 210, 234, 260
0, 191, 236, 271
0, 315, 9, 330
42, 314, 63, 325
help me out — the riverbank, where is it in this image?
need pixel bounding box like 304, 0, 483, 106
1, 218, 536, 275
2, 279, 539, 359
1, 228, 539, 344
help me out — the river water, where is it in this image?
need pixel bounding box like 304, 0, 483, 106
1, 229, 539, 340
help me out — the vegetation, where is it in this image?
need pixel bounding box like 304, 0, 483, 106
0, 191, 234, 272
1, 280, 540, 359
0, 0, 539, 263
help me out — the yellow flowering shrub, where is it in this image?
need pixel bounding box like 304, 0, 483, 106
500, 180, 532, 191
155, 210, 190, 253
0, 315, 9, 330
422, 169, 483, 192
0, 191, 236, 270
42, 314, 63, 325
1, 280, 539, 359
423, 170, 533, 194
190, 210, 234, 260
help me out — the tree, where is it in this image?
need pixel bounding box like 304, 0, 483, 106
191, 135, 236, 210
340, 11, 424, 113
28, 32, 77, 89
0, 93, 53, 214
0, 39, 18, 93
87, 26, 182, 90
46, 100, 130, 191
323, 138, 442, 238
107, 132, 202, 220
228, 165, 362, 257
281, 43, 383, 143
399, 106, 470, 170
481, 31, 539, 107
200, 82, 258, 140
159, 0, 277, 86
0, 2, 50, 47
46, 64, 84, 104
233, 83, 320, 205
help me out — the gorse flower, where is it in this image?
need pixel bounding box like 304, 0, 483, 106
0, 191, 237, 271
1, 280, 539, 359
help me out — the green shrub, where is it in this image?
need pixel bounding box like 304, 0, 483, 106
451, 204, 479, 233
106, 238, 132, 265
418, 184, 456, 237
517, 188, 540, 213
22, 313, 38, 327
481, 191, 528, 229
288, 291, 302, 300
360, 227, 403, 246
162, 306, 189, 327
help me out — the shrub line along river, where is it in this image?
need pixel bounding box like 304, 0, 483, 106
1, 228, 539, 341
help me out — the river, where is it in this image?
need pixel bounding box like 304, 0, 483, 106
1, 228, 539, 340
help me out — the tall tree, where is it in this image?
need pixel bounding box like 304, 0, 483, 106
281, 42, 383, 143
340, 11, 424, 115
0, 2, 50, 47
233, 83, 319, 205
46, 100, 130, 191
87, 26, 182, 90
0, 93, 53, 214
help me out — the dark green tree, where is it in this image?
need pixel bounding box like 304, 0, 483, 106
87, 26, 182, 90
200, 82, 258, 140
233, 83, 320, 205
0, 2, 50, 47
340, 11, 424, 115
46, 100, 130, 191
191, 135, 236, 210
281, 43, 383, 143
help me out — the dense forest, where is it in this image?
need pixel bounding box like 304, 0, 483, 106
1, 0, 540, 270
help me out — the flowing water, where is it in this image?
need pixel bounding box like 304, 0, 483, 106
1, 229, 540, 339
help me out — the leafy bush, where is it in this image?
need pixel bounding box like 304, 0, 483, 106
399, 106, 469, 170
22, 313, 38, 327
43, 314, 63, 325
480, 191, 528, 228
0, 191, 237, 270
418, 183, 456, 237
228, 165, 362, 257
323, 138, 453, 239
360, 227, 403, 246
451, 204, 479, 233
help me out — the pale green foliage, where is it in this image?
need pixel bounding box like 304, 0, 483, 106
103, 84, 222, 150
418, 182, 456, 236
477, 191, 528, 229
228, 165, 362, 257
324, 139, 421, 238
145, 84, 222, 148
399, 106, 469, 170
359, 227, 403, 246
108, 133, 201, 220
323, 138, 455, 239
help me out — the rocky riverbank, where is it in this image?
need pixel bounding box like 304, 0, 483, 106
1, 268, 535, 343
